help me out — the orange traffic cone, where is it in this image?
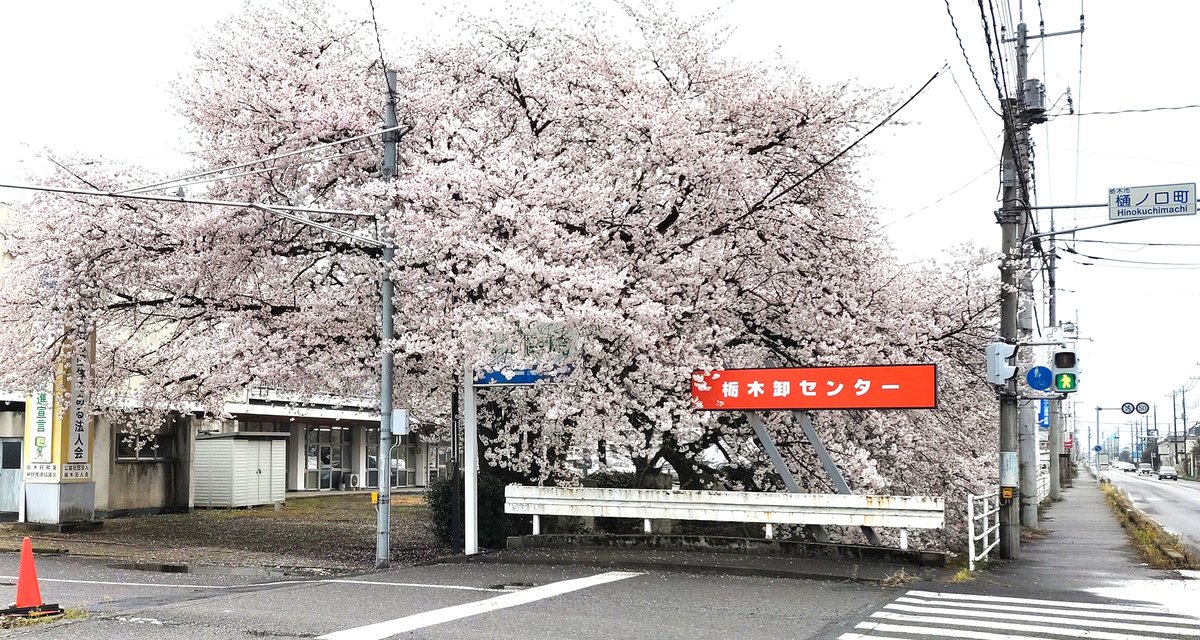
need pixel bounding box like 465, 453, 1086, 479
1, 537, 61, 617
15, 537, 43, 609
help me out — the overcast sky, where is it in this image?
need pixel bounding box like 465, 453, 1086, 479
2, 1, 1198, 450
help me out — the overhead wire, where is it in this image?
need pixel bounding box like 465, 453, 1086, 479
880, 164, 997, 229
943, 0, 1001, 116
1077, 104, 1200, 116
764, 65, 948, 207
948, 69, 1001, 160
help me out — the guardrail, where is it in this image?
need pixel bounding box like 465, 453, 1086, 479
967, 491, 1000, 571
504, 486, 945, 550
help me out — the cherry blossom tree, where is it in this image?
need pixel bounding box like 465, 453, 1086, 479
0, 0, 999, 546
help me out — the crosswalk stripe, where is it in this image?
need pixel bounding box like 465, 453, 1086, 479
856, 620, 1152, 640
868, 611, 1179, 640
892, 597, 1200, 627
840, 629, 921, 633
882, 603, 1200, 635
905, 590, 1174, 614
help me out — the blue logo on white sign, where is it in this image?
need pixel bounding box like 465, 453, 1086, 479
1027, 365, 1053, 391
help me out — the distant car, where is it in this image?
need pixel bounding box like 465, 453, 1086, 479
1138, 463, 1154, 475
1158, 466, 1179, 480
1121, 462, 1136, 473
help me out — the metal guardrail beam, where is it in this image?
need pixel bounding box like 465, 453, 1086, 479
505, 486, 945, 548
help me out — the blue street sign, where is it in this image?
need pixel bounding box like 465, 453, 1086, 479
1094, 445, 1102, 452
1037, 399, 1050, 429
474, 365, 574, 386
1026, 365, 1054, 391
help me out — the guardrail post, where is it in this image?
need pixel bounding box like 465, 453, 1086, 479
899, 528, 908, 550
532, 514, 540, 536
764, 523, 774, 539
644, 518, 651, 534
968, 493, 977, 571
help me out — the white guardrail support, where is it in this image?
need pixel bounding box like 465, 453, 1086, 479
505, 486, 945, 549
967, 491, 1001, 571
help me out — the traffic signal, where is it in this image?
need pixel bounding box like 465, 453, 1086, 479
1052, 349, 1079, 393
986, 342, 1018, 385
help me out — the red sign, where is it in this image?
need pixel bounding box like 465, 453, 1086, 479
691, 364, 937, 411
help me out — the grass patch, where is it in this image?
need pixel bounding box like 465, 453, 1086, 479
881, 568, 918, 587
951, 568, 974, 583
0, 492, 444, 571
1100, 482, 1198, 570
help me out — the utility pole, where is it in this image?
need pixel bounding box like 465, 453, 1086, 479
376, 69, 399, 569
997, 21, 1036, 560
1047, 225, 1062, 500
1172, 390, 1179, 466
1018, 272, 1038, 527
995, 17, 1083, 557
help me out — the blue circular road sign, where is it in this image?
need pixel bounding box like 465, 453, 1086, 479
1094, 445, 1102, 452
1026, 365, 1054, 391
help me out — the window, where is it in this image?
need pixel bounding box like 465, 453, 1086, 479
1, 441, 20, 469
116, 432, 173, 462
239, 420, 288, 433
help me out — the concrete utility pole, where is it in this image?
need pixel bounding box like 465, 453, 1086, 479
376, 69, 399, 569
996, 22, 1034, 560
1018, 272, 1038, 528
1047, 221, 1062, 500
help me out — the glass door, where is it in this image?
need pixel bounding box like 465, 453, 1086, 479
318, 444, 333, 490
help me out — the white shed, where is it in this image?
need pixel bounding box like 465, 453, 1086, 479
194, 432, 288, 508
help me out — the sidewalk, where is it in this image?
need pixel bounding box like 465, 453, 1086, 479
974, 474, 1165, 596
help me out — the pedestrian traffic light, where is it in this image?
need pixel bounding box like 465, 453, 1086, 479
986, 342, 1018, 385
1052, 349, 1079, 393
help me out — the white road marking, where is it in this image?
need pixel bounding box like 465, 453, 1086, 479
893, 596, 1200, 626
905, 589, 1175, 613
317, 571, 641, 640
870, 611, 1195, 639
857, 620, 1089, 640
881, 602, 1200, 634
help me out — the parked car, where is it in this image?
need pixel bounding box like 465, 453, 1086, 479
1138, 463, 1154, 475
1158, 466, 1179, 480
1121, 462, 1136, 472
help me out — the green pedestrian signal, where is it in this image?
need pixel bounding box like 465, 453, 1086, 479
1054, 372, 1077, 392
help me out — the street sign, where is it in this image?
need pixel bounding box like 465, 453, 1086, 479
1094, 445, 1102, 452
1037, 399, 1050, 429
1135, 402, 1150, 414
1121, 402, 1135, 415
1109, 183, 1196, 221
475, 365, 573, 386
691, 364, 937, 411
1026, 366, 1053, 391
1065, 439, 1073, 450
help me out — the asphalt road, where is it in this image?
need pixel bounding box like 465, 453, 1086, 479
0, 554, 897, 639
1105, 469, 1200, 553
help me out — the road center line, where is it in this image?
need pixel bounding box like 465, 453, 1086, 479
317, 571, 641, 640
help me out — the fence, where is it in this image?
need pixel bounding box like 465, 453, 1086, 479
505, 486, 945, 550
1036, 472, 1050, 504
967, 491, 1001, 571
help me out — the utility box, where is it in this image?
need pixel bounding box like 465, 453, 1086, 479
194, 433, 287, 508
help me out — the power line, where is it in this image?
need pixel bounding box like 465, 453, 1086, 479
1077, 104, 1200, 116
765, 65, 947, 206
943, 0, 1001, 116
880, 164, 996, 229
1061, 246, 1200, 268
948, 69, 1001, 159
1070, 238, 1200, 248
